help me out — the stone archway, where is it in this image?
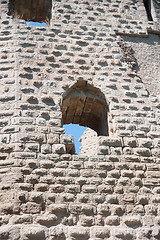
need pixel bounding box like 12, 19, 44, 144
61, 81, 109, 136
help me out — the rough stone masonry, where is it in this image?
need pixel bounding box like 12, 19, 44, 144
0, 0, 160, 239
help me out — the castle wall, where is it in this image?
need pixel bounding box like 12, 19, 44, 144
123, 34, 160, 95
0, 0, 160, 239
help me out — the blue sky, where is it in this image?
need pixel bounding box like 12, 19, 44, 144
26, 21, 47, 27
64, 124, 87, 154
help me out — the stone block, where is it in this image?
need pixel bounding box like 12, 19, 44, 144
112, 227, 135, 239
48, 204, 68, 215
49, 119, 61, 127
70, 161, 84, 169
36, 214, 57, 226
154, 138, 160, 148
29, 192, 43, 203
60, 134, 74, 145
99, 137, 123, 147
98, 184, 114, 194
22, 225, 46, 240
97, 162, 114, 170
146, 170, 160, 178
142, 216, 154, 227
151, 148, 160, 157
82, 185, 97, 193
92, 194, 105, 204
60, 193, 75, 203
123, 216, 142, 227
110, 147, 123, 155
155, 217, 160, 225
152, 227, 160, 239
49, 184, 65, 193
11, 133, 46, 143
16, 183, 33, 191
133, 205, 145, 215
138, 138, 153, 148
26, 143, 39, 152
77, 194, 89, 203
10, 215, 33, 224
0, 226, 20, 240
39, 160, 54, 169
52, 144, 66, 154
69, 227, 89, 240
90, 226, 110, 239
97, 146, 110, 155
69, 204, 82, 215
65, 184, 80, 194
47, 134, 59, 144
134, 148, 151, 157
136, 227, 153, 240
0, 215, 9, 226
40, 176, 55, 184
50, 168, 66, 177
0, 226, 9, 239
81, 204, 96, 215
97, 204, 110, 216
106, 194, 119, 204
121, 170, 134, 178
131, 177, 143, 187
111, 205, 125, 216
0, 202, 20, 215
21, 202, 41, 214
107, 170, 120, 178
67, 169, 80, 177
50, 226, 66, 240
152, 196, 160, 203
41, 144, 52, 154
79, 216, 94, 226
105, 216, 120, 226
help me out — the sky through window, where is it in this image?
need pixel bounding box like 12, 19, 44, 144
26, 21, 47, 27
63, 124, 87, 154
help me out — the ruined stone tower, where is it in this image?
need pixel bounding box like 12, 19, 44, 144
0, 0, 160, 239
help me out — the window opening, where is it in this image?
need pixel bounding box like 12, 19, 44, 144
64, 124, 87, 154
9, 0, 52, 25
143, 0, 153, 21
26, 21, 47, 27
61, 81, 109, 140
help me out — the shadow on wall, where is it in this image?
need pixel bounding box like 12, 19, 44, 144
61, 81, 109, 137
8, 0, 52, 25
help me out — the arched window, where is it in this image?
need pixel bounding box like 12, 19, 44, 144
61, 81, 109, 137
143, 0, 153, 21
9, 0, 52, 25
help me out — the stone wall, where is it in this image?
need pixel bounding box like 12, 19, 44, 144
0, 0, 160, 239
1, 152, 160, 239
123, 34, 160, 96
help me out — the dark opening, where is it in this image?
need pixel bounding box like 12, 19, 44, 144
61, 81, 109, 137
143, 0, 153, 21
9, 0, 52, 25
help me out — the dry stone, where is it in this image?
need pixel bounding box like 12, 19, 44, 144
0, 0, 160, 239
